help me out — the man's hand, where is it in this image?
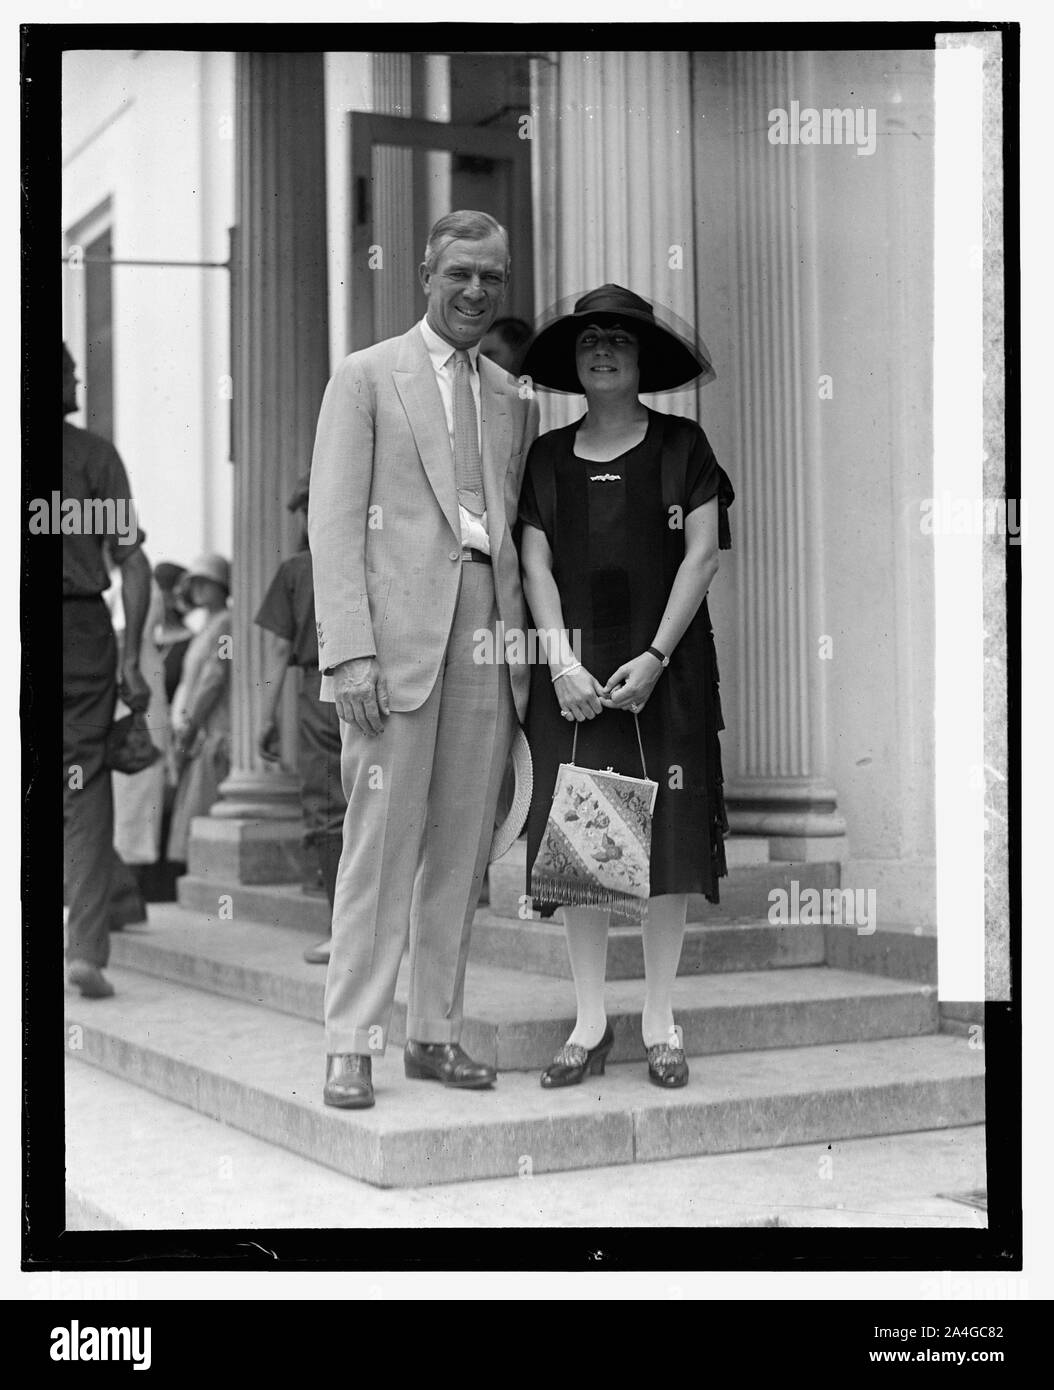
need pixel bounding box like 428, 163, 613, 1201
173, 718, 198, 758
118, 659, 150, 713
332, 657, 390, 735
600, 653, 663, 713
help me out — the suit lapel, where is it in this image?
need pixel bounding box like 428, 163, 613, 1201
392, 330, 461, 544
479, 356, 512, 560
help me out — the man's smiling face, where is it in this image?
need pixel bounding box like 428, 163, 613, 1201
419, 232, 508, 348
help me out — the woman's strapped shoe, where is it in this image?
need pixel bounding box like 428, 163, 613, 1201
646, 1041, 689, 1088
540, 1022, 615, 1089
323, 1053, 374, 1109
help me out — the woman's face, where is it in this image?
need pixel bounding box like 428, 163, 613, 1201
162, 585, 187, 622
575, 322, 640, 395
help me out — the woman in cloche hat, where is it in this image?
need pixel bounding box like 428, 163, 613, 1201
166, 553, 233, 864
518, 284, 734, 1091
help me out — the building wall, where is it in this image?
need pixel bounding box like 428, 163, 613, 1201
62, 49, 235, 569
801, 50, 937, 913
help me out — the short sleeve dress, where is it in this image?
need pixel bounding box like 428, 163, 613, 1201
519, 407, 734, 905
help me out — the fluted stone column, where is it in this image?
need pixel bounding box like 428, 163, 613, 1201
532, 51, 702, 434
206, 52, 330, 845
718, 50, 846, 857
370, 54, 417, 343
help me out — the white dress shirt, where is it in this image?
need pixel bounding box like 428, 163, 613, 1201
418, 317, 490, 554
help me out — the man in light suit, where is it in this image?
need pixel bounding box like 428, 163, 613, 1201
309, 210, 538, 1108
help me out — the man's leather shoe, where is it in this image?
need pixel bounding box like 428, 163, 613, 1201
303, 937, 331, 965
323, 1053, 374, 1109
404, 1040, 496, 1089
68, 961, 115, 999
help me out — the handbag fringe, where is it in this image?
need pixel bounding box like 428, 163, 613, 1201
530, 873, 648, 923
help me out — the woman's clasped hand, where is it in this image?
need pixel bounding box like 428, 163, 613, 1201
554, 652, 662, 720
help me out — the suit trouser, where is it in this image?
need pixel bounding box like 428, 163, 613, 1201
298, 666, 346, 910
324, 561, 516, 1055
63, 597, 118, 968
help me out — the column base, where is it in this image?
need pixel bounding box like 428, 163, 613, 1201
186, 815, 307, 886
725, 776, 847, 862
723, 835, 772, 867
769, 834, 849, 863
211, 767, 302, 820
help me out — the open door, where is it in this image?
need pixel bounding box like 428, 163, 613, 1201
347, 111, 533, 351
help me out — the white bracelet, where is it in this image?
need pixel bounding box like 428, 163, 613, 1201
551, 660, 582, 683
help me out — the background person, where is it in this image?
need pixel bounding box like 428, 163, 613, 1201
255, 473, 346, 965
480, 315, 534, 378
62, 342, 152, 998
166, 554, 232, 864
104, 559, 169, 916
153, 561, 192, 705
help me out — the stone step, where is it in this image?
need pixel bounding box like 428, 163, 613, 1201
110, 908, 938, 1071
65, 1060, 986, 1229
469, 907, 827, 978
178, 876, 330, 935
176, 875, 933, 983
176, 876, 827, 976
824, 919, 938, 985
66, 970, 985, 1188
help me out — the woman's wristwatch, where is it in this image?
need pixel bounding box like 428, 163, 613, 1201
645, 645, 670, 668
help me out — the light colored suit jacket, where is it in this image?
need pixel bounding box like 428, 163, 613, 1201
308, 324, 539, 722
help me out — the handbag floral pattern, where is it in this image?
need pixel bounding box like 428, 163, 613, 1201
530, 762, 658, 923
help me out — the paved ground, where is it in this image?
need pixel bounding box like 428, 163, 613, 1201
66, 1058, 987, 1230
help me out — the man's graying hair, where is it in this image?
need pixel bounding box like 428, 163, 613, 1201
423, 210, 510, 276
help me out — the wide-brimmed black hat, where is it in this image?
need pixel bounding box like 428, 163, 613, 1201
521, 284, 715, 395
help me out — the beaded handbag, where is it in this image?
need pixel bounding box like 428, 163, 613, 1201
530, 715, 658, 923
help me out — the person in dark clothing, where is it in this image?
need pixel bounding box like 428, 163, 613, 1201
62, 342, 152, 998
153, 561, 192, 705
255, 473, 347, 965
480, 316, 534, 378
518, 286, 732, 1091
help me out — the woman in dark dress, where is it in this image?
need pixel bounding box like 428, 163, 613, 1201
518, 284, 733, 1090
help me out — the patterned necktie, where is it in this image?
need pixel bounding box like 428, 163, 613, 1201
452, 349, 485, 516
